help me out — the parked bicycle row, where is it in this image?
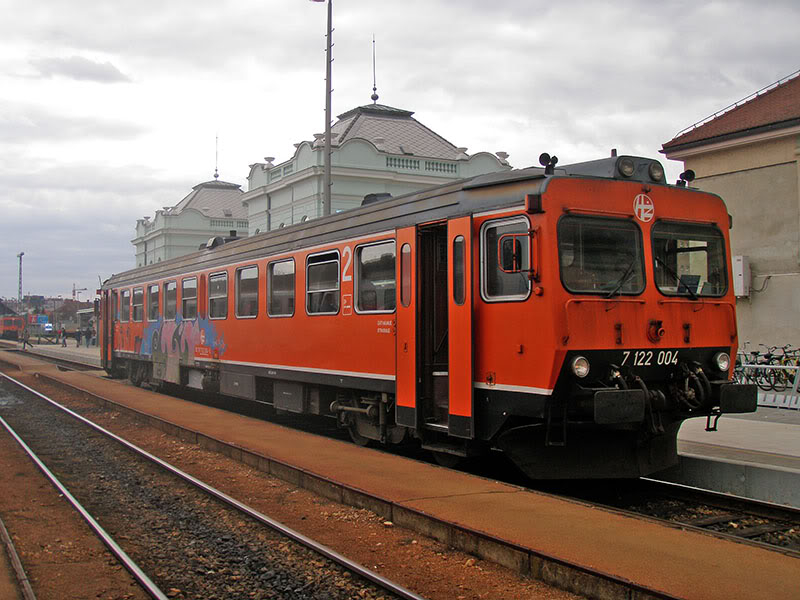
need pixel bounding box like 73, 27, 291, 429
733, 342, 800, 393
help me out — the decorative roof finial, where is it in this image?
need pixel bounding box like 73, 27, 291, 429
214, 134, 220, 179
371, 34, 379, 104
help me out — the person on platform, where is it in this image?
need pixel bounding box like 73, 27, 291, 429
21, 326, 31, 349
61, 327, 67, 347
85, 326, 91, 347
75, 328, 82, 347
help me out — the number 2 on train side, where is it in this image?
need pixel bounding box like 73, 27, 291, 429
342, 246, 353, 282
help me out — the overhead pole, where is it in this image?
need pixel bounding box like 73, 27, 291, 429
311, 0, 333, 217
323, 0, 333, 217
16, 252, 24, 306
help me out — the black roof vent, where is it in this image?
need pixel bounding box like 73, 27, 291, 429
205, 236, 225, 250
362, 192, 392, 206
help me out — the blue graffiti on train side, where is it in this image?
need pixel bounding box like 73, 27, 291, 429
137, 314, 226, 359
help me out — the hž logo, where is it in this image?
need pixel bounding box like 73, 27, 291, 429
634, 194, 654, 223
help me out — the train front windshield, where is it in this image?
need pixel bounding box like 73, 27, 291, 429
652, 222, 727, 297
558, 216, 645, 295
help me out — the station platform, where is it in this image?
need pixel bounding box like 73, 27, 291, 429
659, 409, 800, 507
678, 411, 800, 469
1, 349, 798, 600
20, 340, 103, 369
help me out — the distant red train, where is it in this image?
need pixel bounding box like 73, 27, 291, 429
0, 315, 25, 340
100, 154, 756, 478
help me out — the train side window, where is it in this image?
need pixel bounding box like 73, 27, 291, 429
236, 266, 258, 318
268, 259, 295, 317
306, 251, 340, 315
164, 281, 177, 320
453, 236, 466, 305
182, 277, 197, 319
147, 284, 160, 321
132, 288, 144, 322
356, 240, 396, 313
400, 244, 412, 308
481, 217, 531, 302
112, 290, 118, 322
120, 290, 130, 322
208, 272, 228, 319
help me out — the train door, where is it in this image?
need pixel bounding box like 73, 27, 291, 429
100, 289, 115, 370
417, 223, 451, 430
415, 218, 475, 439
447, 216, 474, 439
395, 227, 417, 428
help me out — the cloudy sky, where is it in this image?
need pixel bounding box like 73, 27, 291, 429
1, 0, 798, 300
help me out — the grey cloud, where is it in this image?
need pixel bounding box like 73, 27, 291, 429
30, 55, 131, 83
12, 0, 324, 74
0, 104, 146, 143
0, 161, 192, 202
0, 165, 197, 298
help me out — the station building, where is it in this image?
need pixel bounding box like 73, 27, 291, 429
661, 72, 800, 347
242, 103, 511, 234
132, 102, 510, 263
132, 177, 246, 267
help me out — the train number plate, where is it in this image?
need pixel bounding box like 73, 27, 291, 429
620, 349, 681, 368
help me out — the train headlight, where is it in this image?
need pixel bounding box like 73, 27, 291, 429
648, 161, 665, 182
571, 356, 590, 378
618, 158, 635, 177
713, 352, 731, 372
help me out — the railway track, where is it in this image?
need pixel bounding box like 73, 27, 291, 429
4, 351, 798, 585
612, 478, 799, 554
0, 372, 425, 600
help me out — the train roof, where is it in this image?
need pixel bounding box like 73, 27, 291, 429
104, 155, 691, 288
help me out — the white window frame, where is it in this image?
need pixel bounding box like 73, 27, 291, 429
235, 265, 259, 319
480, 215, 532, 303
306, 250, 340, 316
354, 240, 396, 314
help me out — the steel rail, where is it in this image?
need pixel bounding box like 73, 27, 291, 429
640, 477, 800, 524
0, 376, 168, 600
630, 477, 800, 557
0, 515, 36, 600
0, 372, 427, 600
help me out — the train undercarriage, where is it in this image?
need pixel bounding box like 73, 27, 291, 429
109, 346, 756, 480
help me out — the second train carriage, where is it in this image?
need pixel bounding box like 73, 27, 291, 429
100, 154, 756, 479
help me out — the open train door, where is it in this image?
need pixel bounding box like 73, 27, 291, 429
100, 289, 113, 371
447, 216, 474, 439
395, 226, 417, 428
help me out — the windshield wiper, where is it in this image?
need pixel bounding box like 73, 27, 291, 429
606, 259, 638, 298
655, 256, 698, 300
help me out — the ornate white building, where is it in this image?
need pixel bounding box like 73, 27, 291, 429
132, 177, 246, 267
243, 103, 511, 234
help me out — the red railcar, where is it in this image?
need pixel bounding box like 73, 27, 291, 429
0, 315, 25, 340
100, 155, 756, 478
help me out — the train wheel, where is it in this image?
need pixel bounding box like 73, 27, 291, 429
348, 419, 371, 447
432, 451, 462, 469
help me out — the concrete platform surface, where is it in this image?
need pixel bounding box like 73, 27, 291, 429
2, 355, 794, 600
678, 412, 800, 471
21, 342, 103, 368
